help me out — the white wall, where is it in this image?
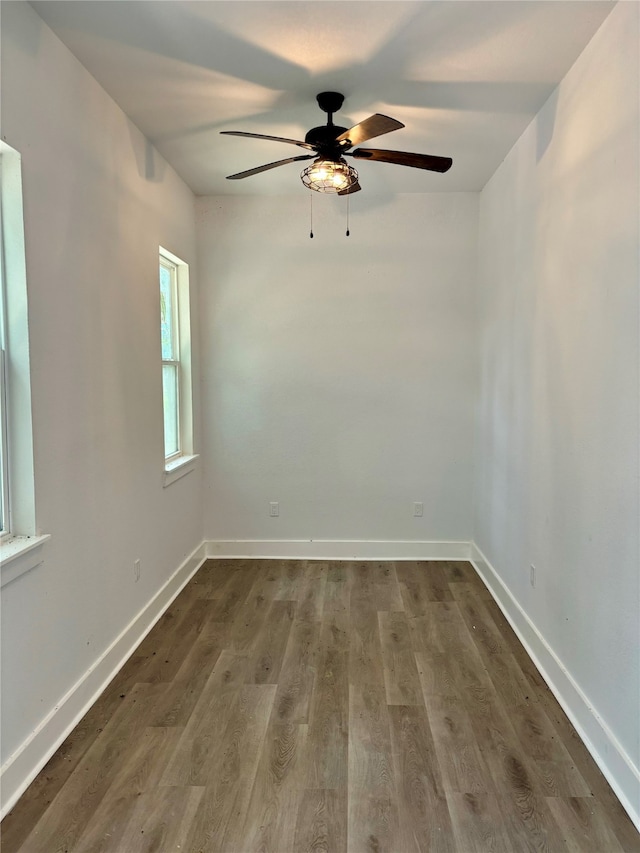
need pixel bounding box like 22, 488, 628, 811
475, 0, 639, 819
0, 1, 202, 809
197, 192, 478, 549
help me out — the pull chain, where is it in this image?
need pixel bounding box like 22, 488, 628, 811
309, 191, 353, 238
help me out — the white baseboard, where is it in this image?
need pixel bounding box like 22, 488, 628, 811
0, 540, 207, 820
205, 539, 473, 561
470, 542, 640, 833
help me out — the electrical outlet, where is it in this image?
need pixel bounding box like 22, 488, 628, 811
530, 564, 536, 588
269, 501, 279, 517
134, 559, 141, 582
413, 502, 423, 517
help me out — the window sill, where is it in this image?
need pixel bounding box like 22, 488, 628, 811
1, 534, 51, 588
163, 453, 199, 487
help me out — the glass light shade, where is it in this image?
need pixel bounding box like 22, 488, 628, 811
301, 158, 358, 193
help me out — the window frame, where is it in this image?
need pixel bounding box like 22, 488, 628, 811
0, 141, 50, 584
159, 246, 197, 485
0, 173, 9, 538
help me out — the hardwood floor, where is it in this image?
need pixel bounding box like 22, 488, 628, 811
2, 559, 638, 852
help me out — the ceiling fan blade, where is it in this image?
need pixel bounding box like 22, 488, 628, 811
352, 148, 452, 173
338, 181, 361, 196
335, 114, 404, 148
226, 154, 314, 180
220, 131, 315, 151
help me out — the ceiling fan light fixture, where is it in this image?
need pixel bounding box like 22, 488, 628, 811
301, 158, 359, 193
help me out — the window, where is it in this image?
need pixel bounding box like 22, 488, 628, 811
159, 247, 196, 485
160, 256, 180, 460
0, 142, 49, 584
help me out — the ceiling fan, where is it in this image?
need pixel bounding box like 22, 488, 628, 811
221, 92, 452, 195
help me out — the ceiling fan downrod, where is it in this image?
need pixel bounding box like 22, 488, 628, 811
316, 91, 345, 127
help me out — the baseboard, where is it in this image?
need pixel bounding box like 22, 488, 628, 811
0, 540, 208, 820
470, 542, 640, 833
204, 539, 472, 561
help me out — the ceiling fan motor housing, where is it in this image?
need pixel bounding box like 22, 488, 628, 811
304, 124, 349, 152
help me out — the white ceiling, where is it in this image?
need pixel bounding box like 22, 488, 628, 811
30, 0, 615, 196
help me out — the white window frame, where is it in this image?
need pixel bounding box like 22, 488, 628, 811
0, 161, 11, 540
159, 247, 197, 486
0, 142, 50, 586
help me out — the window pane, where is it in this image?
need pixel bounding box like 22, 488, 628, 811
162, 363, 179, 457
160, 263, 175, 360
0, 356, 5, 532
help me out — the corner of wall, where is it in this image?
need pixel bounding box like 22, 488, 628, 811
0, 541, 207, 819
470, 543, 640, 831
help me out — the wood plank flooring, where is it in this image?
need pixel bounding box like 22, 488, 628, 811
2, 559, 639, 852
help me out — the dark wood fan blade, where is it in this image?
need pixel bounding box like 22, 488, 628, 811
335, 114, 404, 148
221, 131, 316, 151
352, 148, 452, 173
338, 181, 361, 196
226, 154, 314, 180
